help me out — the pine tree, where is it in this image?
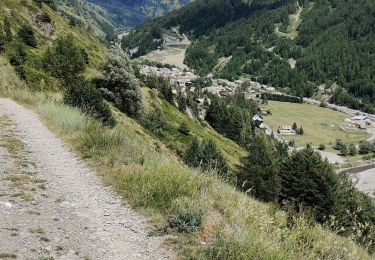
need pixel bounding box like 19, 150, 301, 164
340, 144, 348, 156
17, 24, 37, 47
183, 137, 202, 168
201, 139, 228, 175
205, 100, 226, 133
226, 107, 243, 143
292, 122, 297, 130
280, 145, 338, 222
298, 126, 304, 135
237, 135, 281, 202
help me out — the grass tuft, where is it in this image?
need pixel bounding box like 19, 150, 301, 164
0, 253, 17, 259
37, 102, 90, 132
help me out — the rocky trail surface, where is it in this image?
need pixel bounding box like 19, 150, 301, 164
0, 98, 171, 260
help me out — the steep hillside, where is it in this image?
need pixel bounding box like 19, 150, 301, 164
86, 0, 193, 28
1, 54, 373, 260
140, 85, 246, 166
123, 0, 375, 113
55, 0, 117, 39
1, 0, 375, 259
53, 0, 194, 39
0, 0, 106, 87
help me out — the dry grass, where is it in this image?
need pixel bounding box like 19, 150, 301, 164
11, 191, 33, 201
29, 227, 45, 234
0, 253, 17, 259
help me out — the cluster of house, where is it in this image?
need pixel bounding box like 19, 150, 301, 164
204, 79, 276, 101
139, 65, 198, 88
345, 115, 373, 129
139, 65, 278, 101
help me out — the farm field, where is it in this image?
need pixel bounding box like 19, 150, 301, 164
265, 101, 369, 146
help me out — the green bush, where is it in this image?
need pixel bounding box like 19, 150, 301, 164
141, 109, 170, 138
6, 41, 27, 79
178, 121, 190, 135
183, 138, 228, 175
168, 197, 205, 233
349, 144, 358, 156
63, 78, 115, 126
17, 25, 37, 48
95, 47, 142, 118
43, 34, 86, 84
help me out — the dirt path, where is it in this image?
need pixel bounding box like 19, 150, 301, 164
275, 5, 302, 40
0, 98, 172, 260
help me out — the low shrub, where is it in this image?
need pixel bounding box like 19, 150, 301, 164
63, 79, 115, 126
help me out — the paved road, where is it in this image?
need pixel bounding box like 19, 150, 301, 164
353, 168, 375, 196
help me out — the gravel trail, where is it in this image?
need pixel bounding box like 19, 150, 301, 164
0, 98, 172, 260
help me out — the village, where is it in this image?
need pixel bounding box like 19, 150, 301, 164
139, 64, 275, 100
139, 64, 375, 140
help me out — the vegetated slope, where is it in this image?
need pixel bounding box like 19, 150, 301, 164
124, 0, 375, 112
1, 1, 374, 258
140, 85, 246, 166
0, 55, 372, 260
0, 0, 106, 87
87, 0, 193, 28
54, 0, 117, 40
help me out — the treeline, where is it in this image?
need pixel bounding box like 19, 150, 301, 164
205, 91, 257, 148
238, 135, 375, 253
261, 93, 303, 103
296, 0, 375, 113
122, 26, 163, 58
182, 1, 314, 96
125, 0, 375, 112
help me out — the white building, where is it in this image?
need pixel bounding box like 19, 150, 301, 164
278, 125, 296, 135
253, 115, 265, 129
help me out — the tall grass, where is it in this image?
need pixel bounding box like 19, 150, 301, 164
34, 101, 371, 259
38, 103, 90, 132
0, 57, 371, 258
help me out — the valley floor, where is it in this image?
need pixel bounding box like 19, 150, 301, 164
0, 98, 171, 260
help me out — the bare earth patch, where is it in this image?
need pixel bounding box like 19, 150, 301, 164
139, 46, 188, 69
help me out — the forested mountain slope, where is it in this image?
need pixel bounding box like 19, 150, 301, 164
123, 0, 375, 113
55, 0, 117, 40
54, 0, 193, 40
87, 0, 193, 28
